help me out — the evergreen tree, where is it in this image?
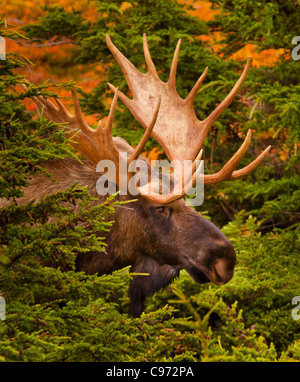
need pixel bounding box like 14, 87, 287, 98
0, 1, 299, 361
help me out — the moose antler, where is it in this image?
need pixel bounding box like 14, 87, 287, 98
106, 34, 271, 185
21, 84, 161, 189
23, 85, 201, 203
22, 35, 271, 205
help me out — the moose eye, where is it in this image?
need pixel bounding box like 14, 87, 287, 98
155, 206, 166, 214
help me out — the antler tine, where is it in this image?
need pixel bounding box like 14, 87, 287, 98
203, 129, 253, 184
70, 88, 92, 134
190, 148, 204, 177
229, 145, 271, 180
168, 39, 181, 89
143, 34, 159, 79
185, 66, 208, 105
106, 34, 144, 100
173, 148, 203, 198
128, 96, 161, 163
201, 57, 252, 135
181, 155, 204, 198
106, 90, 119, 133
107, 82, 132, 111
172, 146, 203, 187
36, 95, 57, 112
21, 83, 45, 116
35, 96, 63, 123
21, 83, 29, 93
54, 97, 73, 119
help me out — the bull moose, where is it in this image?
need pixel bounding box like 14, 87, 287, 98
4, 35, 270, 317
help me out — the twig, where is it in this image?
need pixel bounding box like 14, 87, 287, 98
219, 201, 233, 219
17, 40, 76, 48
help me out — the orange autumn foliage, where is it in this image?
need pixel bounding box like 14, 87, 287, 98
4, 0, 285, 89
183, 0, 285, 67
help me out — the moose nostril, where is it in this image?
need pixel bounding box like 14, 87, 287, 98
213, 266, 225, 284
213, 258, 234, 284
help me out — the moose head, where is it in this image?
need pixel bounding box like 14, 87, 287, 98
21, 35, 270, 316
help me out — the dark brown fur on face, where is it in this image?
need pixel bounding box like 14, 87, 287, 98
1, 139, 236, 317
